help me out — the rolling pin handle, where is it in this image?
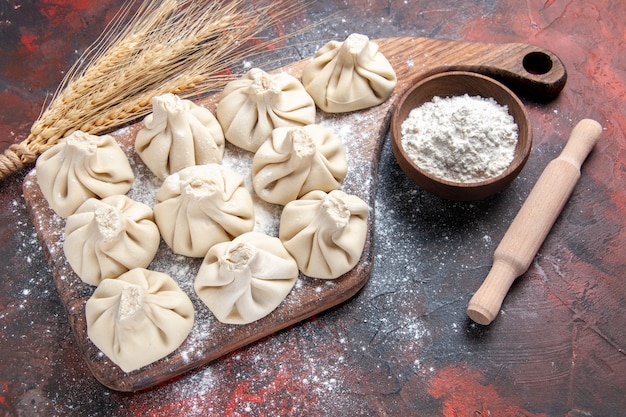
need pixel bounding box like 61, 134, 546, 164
559, 119, 603, 167
467, 259, 521, 325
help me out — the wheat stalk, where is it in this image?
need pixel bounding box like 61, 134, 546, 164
0, 0, 305, 180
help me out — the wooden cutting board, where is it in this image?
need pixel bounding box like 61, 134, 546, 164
22, 36, 566, 392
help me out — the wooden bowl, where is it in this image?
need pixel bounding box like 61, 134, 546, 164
390, 71, 532, 201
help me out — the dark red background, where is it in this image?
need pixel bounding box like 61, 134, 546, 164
1, 1, 625, 416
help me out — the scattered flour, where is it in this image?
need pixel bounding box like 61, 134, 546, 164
400, 94, 518, 183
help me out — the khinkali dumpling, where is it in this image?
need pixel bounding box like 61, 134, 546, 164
279, 189, 369, 279
194, 232, 299, 324
36, 130, 134, 218
85, 268, 194, 373
252, 125, 347, 205
154, 164, 255, 257
302, 33, 397, 113
64, 195, 160, 286
135, 93, 225, 180
216, 68, 316, 152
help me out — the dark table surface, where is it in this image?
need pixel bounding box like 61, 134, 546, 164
1, 1, 625, 416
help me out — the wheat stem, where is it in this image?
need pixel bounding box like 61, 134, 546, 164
0, 0, 306, 180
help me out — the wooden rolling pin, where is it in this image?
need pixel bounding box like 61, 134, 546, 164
467, 119, 603, 325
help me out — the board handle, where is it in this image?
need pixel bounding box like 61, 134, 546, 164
448, 42, 568, 101
466, 119, 602, 325
379, 37, 569, 101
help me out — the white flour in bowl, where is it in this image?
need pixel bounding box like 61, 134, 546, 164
400, 94, 518, 183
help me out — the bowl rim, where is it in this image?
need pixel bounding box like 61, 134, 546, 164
390, 70, 532, 191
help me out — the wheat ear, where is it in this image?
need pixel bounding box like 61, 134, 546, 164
0, 0, 305, 180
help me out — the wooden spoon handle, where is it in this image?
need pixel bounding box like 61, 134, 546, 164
467, 119, 603, 325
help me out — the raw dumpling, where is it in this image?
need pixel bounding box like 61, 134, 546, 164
64, 195, 160, 286
279, 189, 369, 279
252, 124, 347, 205
302, 33, 397, 113
194, 232, 299, 324
216, 68, 316, 152
85, 268, 194, 373
135, 93, 225, 180
154, 164, 254, 257
36, 130, 134, 218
